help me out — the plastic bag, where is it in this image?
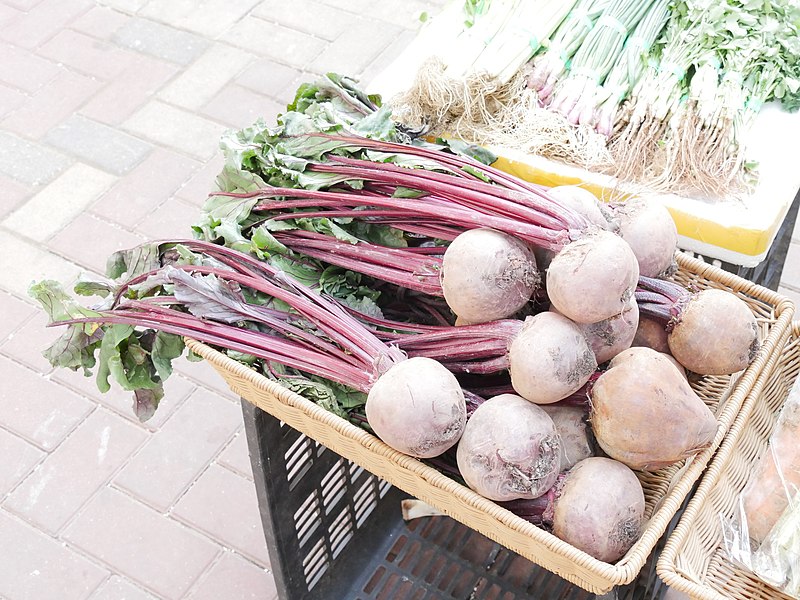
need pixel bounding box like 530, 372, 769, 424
722, 375, 800, 598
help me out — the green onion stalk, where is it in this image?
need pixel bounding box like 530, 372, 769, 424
592, 0, 670, 136
528, 0, 611, 103
608, 1, 707, 189
612, 0, 800, 197
548, 0, 659, 125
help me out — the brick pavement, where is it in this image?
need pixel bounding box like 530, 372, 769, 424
0, 1, 797, 599
0, 1, 444, 598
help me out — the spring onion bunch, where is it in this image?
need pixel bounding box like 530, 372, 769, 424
528, 0, 611, 103
592, 0, 670, 136
547, 0, 658, 123
611, 0, 800, 196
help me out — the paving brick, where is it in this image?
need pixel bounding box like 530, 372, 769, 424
187, 552, 277, 600
216, 429, 252, 479
158, 43, 255, 111
174, 154, 225, 206
0, 311, 60, 374
0, 230, 82, 298
0, 83, 26, 119
3, 0, 43, 11
63, 487, 219, 600
53, 367, 195, 432
5, 409, 147, 534
0, 0, 92, 49
91, 148, 199, 226
172, 463, 269, 566
71, 5, 130, 39
201, 84, 283, 129
97, 0, 148, 12
80, 55, 178, 126
0, 132, 71, 186
253, 0, 352, 42
44, 115, 153, 176
114, 388, 241, 511
0, 4, 22, 28
47, 213, 146, 274
321, 0, 435, 27
38, 29, 138, 81
221, 18, 327, 68
0, 175, 31, 221
134, 196, 201, 239
173, 353, 239, 400
0, 509, 108, 600
140, 0, 261, 38
0, 428, 44, 497
2, 163, 116, 242
0, 354, 93, 450
123, 101, 226, 160
234, 58, 302, 102
89, 576, 157, 600
1, 69, 103, 141
0, 43, 61, 94
309, 18, 400, 77
113, 17, 210, 65
0, 291, 36, 341
781, 241, 800, 290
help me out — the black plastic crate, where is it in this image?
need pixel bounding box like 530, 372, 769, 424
242, 401, 682, 600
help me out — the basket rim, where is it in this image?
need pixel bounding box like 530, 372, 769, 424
187, 251, 794, 591
657, 320, 800, 599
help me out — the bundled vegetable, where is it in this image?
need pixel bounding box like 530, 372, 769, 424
502, 457, 645, 562
456, 394, 561, 501
540, 404, 594, 470
31, 240, 467, 459
215, 125, 640, 325
548, 0, 658, 125
636, 276, 759, 375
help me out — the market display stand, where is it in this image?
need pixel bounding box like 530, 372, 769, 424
241, 399, 680, 600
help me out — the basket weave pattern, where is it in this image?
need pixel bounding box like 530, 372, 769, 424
186, 252, 794, 594
658, 321, 800, 600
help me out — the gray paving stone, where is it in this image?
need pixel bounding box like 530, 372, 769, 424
0, 132, 71, 186
253, 0, 353, 42
112, 17, 210, 65
44, 115, 152, 176
0, 131, 72, 185
309, 17, 401, 76
221, 17, 327, 69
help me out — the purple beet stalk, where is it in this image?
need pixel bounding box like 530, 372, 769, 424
53, 240, 476, 459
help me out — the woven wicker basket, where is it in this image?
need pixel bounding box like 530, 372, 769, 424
658, 321, 800, 600
186, 252, 793, 594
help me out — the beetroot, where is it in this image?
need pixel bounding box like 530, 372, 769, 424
508, 312, 597, 404
572, 296, 639, 364
637, 277, 759, 375
547, 186, 609, 230
540, 405, 594, 470
457, 394, 561, 501
500, 457, 645, 562
552, 457, 645, 562
608, 197, 678, 277
441, 228, 539, 324
547, 230, 640, 324
366, 357, 467, 459
591, 347, 717, 470
631, 315, 671, 353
